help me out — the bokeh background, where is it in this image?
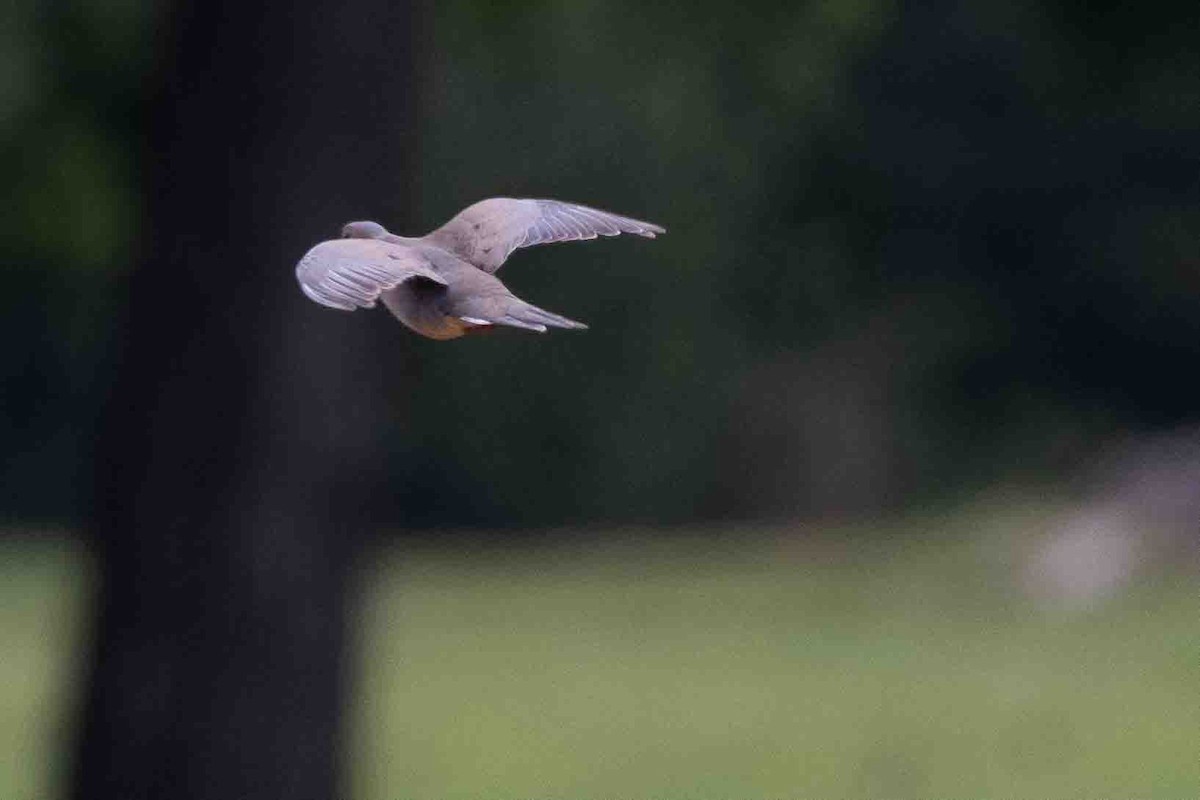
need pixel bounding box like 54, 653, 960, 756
3, 0, 1199, 798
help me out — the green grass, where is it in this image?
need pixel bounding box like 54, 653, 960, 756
4, 503, 1199, 799
0, 533, 90, 800
349, 506, 1200, 799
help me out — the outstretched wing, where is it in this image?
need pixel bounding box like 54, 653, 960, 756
424, 197, 665, 273
295, 238, 447, 311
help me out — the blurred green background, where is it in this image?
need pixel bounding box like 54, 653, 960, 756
6, 503, 1200, 797
3, 0, 1199, 797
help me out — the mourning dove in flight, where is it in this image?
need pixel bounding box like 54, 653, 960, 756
296, 197, 665, 339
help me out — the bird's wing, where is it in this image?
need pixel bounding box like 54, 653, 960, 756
423, 198, 665, 273
295, 238, 447, 311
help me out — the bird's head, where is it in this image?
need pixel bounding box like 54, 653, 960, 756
340, 220, 388, 239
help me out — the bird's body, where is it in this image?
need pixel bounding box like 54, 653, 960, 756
295, 197, 664, 340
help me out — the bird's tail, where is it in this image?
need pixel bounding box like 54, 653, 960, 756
462, 299, 587, 333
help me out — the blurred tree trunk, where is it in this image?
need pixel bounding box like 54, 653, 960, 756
73, 1, 421, 798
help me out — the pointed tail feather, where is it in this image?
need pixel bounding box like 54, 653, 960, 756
491, 300, 588, 333
517, 303, 588, 330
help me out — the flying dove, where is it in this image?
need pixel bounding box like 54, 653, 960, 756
296, 197, 665, 339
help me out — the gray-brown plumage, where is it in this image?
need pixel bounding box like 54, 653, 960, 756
296, 197, 665, 340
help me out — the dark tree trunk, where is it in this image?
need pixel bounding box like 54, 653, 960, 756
73, 2, 420, 798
